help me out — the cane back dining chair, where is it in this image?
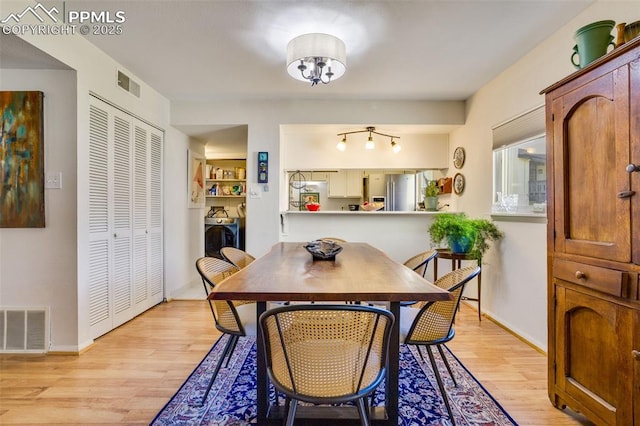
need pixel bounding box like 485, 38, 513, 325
403, 249, 438, 278
195, 256, 257, 405
259, 304, 394, 426
399, 249, 438, 307
220, 246, 256, 269
318, 237, 347, 243
399, 265, 481, 425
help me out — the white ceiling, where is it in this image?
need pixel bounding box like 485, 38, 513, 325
1, 1, 594, 146
76, 0, 593, 102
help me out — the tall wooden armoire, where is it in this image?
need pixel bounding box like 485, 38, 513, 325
542, 37, 640, 425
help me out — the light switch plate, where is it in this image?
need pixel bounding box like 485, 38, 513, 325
249, 184, 262, 199
45, 172, 62, 189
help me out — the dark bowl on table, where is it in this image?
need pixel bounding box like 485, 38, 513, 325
304, 240, 343, 260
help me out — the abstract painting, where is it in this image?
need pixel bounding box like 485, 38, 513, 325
0, 91, 45, 227
188, 149, 205, 208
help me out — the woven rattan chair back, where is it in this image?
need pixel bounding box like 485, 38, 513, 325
260, 304, 394, 425
195, 257, 251, 335
404, 266, 480, 344
403, 249, 438, 278
318, 237, 347, 243
195, 257, 257, 405
220, 247, 256, 269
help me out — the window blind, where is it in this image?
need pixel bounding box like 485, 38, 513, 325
492, 105, 545, 149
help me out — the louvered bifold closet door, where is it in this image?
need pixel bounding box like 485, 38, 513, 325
132, 122, 164, 315
87, 95, 164, 339
88, 100, 134, 338
132, 123, 149, 313
111, 109, 133, 329
88, 103, 112, 338
148, 129, 164, 302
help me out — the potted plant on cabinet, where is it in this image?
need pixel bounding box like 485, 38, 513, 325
424, 180, 440, 211
428, 213, 503, 260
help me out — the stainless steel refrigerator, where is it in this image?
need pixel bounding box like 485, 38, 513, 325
365, 173, 417, 211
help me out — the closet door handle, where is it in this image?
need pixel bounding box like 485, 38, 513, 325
617, 190, 636, 199
633, 350, 640, 360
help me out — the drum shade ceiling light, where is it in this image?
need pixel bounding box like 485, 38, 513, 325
337, 127, 401, 153
287, 33, 347, 86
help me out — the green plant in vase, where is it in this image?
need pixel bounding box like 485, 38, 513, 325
424, 180, 440, 211
428, 213, 503, 260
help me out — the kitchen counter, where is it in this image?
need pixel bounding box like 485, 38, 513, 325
282, 210, 448, 215
280, 209, 454, 263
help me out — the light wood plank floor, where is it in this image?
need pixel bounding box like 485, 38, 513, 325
0, 300, 594, 425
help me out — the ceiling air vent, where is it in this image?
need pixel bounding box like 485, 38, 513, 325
117, 70, 140, 97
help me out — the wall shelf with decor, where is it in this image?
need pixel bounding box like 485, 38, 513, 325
205, 158, 246, 215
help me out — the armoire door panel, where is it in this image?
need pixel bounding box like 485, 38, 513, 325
553, 70, 631, 263
631, 59, 640, 266
634, 310, 640, 426
555, 287, 621, 425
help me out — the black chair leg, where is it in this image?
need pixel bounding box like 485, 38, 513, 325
285, 399, 297, 426
426, 346, 456, 426
437, 344, 458, 387
356, 397, 371, 426
416, 345, 425, 362
200, 334, 237, 405
224, 334, 239, 368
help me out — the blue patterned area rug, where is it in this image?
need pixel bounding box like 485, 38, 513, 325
151, 336, 518, 425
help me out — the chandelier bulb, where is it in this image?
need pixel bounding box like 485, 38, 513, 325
391, 140, 401, 153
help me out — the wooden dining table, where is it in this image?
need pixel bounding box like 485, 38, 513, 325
208, 242, 452, 425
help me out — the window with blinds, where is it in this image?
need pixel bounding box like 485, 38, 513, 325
492, 105, 546, 215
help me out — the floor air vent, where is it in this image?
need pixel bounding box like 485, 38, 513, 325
0, 308, 49, 353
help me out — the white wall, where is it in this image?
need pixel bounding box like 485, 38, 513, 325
171, 99, 465, 258
0, 69, 78, 350
5, 17, 175, 350
448, 1, 637, 350
162, 128, 207, 299
282, 213, 438, 263
281, 126, 450, 170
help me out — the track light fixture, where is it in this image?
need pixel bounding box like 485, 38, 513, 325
336, 135, 347, 151
366, 131, 375, 150
336, 127, 401, 153
391, 138, 401, 153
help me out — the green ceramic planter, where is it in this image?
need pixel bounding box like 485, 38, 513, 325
571, 20, 616, 69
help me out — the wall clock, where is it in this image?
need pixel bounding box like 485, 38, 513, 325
453, 146, 465, 169
453, 173, 465, 195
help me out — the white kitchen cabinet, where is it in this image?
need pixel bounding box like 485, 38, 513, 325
328, 169, 363, 198
311, 171, 329, 181
88, 96, 163, 339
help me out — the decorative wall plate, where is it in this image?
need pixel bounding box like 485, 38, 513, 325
453, 146, 466, 169
453, 173, 465, 195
